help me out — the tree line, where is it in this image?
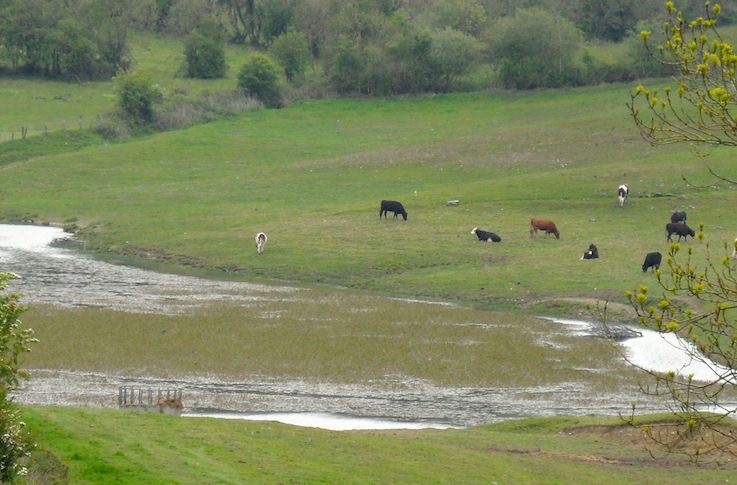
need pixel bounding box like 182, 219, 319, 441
3, 0, 735, 94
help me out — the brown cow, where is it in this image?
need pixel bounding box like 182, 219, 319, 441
530, 218, 560, 239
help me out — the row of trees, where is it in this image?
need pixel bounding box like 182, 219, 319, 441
2, 0, 731, 90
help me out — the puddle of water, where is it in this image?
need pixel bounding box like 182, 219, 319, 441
183, 411, 458, 430
543, 317, 737, 384
0, 224, 299, 314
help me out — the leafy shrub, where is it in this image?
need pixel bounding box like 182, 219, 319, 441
237, 53, 283, 108
184, 33, 226, 79
116, 74, 164, 124
0, 273, 35, 481
270, 31, 310, 82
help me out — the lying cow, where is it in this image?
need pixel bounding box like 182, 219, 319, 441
666, 222, 695, 242
379, 200, 408, 220
471, 227, 501, 242
530, 218, 560, 239
255, 232, 267, 255
617, 184, 629, 207
670, 211, 687, 223
642, 251, 662, 272
581, 243, 599, 260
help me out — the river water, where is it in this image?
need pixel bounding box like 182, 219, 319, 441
2, 224, 732, 430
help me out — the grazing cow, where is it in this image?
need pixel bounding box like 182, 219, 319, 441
530, 218, 560, 239
581, 243, 599, 260
642, 252, 662, 272
666, 222, 695, 242
255, 232, 267, 255
732, 238, 737, 259
379, 200, 408, 220
471, 227, 501, 242
670, 210, 687, 223
617, 184, 629, 207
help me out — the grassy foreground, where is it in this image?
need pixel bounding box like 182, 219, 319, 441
20, 406, 737, 484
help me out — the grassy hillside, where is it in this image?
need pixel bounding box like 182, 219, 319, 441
0, 33, 249, 142
21, 406, 737, 484
2, 83, 736, 307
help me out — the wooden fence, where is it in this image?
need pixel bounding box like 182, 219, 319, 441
118, 387, 183, 416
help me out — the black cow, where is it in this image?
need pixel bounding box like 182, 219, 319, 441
670, 211, 687, 223
471, 227, 501, 242
666, 222, 695, 242
581, 243, 599, 260
379, 200, 408, 220
642, 252, 662, 272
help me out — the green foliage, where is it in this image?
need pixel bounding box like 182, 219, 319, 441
237, 53, 283, 108
269, 30, 310, 81
434, 0, 488, 38
184, 33, 226, 79
491, 7, 582, 89
0, 273, 34, 481
629, 1, 737, 146
116, 74, 163, 124
0, 0, 129, 80
430, 27, 479, 92
574, 0, 636, 41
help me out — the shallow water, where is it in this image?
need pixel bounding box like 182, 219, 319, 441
0, 224, 298, 314
4, 223, 726, 429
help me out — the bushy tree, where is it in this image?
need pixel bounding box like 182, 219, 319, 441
629, 1, 737, 147
574, 0, 635, 42
430, 27, 479, 92
237, 53, 283, 107
270, 30, 310, 81
0, 273, 35, 481
490, 7, 581, 89
184, 33, 226, 79
626, 1, 737, 457
0, 0, 129, 80
117, 74, 164, 124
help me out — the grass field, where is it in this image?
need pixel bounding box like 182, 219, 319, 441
3, 83, 737, 308
5, 33, 737, 483
19, 407, 737, 484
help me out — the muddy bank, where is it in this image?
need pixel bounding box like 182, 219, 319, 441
13, 369, 666, 428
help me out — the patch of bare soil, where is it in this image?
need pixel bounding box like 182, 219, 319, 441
563, 423, 737, 467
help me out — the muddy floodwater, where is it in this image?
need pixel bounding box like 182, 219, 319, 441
3, 224, 731, 430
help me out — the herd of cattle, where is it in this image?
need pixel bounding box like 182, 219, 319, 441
256, 189, 731, 275
373, 188, 699, 276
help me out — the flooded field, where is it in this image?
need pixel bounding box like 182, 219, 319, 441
4, 224, 730, 429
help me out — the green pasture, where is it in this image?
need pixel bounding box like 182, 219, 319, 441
21, 406, 737, 484
2, 83, 736, 307
0, 33, 249, 142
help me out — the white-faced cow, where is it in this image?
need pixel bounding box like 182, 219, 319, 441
581, 243, 599, 260
642, 252, 662, 272
617, 184, 629, 207
255, 232, 268, 255
471, 227, 501, 242
379, 200, 408, 220
666, 222, 695, 242
530, 218, 560, 239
